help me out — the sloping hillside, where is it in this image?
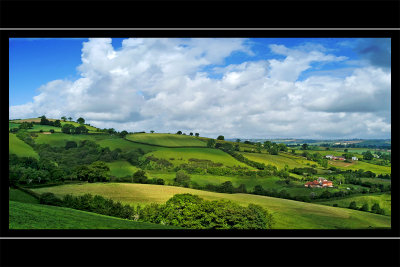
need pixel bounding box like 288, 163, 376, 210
32, 183, 391, 229
125, 133, 207, 147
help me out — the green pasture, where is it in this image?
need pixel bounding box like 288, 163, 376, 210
126, 133, 207, 147
9, 201, 180, 229
146, 147, 250, 168
106, 160, 139, 177
32, 183, 391, 229
9, 133, 39, 159
316, 193, 391, 216
327, 159, 391, 175
9, 189, 39, 204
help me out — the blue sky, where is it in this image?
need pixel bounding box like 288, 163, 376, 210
9, 38, 391, 139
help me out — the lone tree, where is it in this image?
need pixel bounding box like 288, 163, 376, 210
61, 116, 67, 122
195, 133, 199, 137
217, 135, 225, 140
189, 132, 193, 136
68, 117, 72, 121
301, 143, 309, 150
150, 130, 155, 133
176, 131, 182, 135
77, 117, 85, 125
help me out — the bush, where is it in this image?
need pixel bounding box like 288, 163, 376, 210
174, 170, 190, 187
132, 170, 148, 183
349, 201, 357, 210
39, 192, 63, 206
360, 203, 369, 211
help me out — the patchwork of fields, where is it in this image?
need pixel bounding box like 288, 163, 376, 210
9, 120, 392, 230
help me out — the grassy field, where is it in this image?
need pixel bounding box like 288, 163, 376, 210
9, 201, 181, 229
146, 147, 250, 168
107, 161, 139, 177
32, 183, 391, 229
9, 133, 39, 159
240, 151, 317, 170
126, 133, 207, 147
327, 159, 391, 174
315, 193, 391, 216
9, 189, 39, 204
97, 137, 156, 153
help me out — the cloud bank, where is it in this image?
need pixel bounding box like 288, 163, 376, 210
10, 38, 391, 139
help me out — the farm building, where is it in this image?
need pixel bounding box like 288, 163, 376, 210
325, 155, 345, 161
351, 156, 358, 161
305, 177, 333, 188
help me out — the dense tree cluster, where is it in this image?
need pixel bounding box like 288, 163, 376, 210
139, 194, 274, 229
61, 124, 89, 134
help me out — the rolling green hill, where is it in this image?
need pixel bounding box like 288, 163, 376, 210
32, 183, 391, 229
316, 193, 391, 216
9, 201, 181, 229
125, 133, 207, 147
9, 133, 39, 159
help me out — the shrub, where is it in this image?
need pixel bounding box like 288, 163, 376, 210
349, 201, 357, 210
39, 192, 63, 206
174, 170, 190, 187
360, 203, 369, 211
132, 170, 148, 183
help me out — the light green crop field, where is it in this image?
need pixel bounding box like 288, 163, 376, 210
106, 161, 139, 177
9, 133, 39, 159
315, 193, 391, 216
9, 201, 181, 229
32, 183, 391, 229
146, 147, 250, 168
240, 152, 317, 169
126, 133, 207, 147
9, 189, 39, 204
